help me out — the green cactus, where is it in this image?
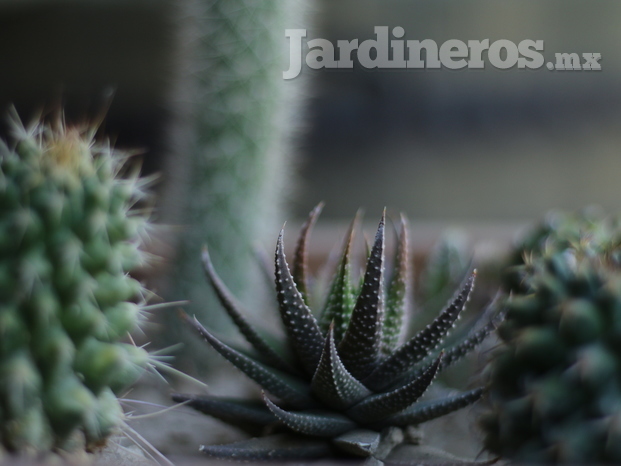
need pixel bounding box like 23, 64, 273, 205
173, 207, 498, 463
161, 0, 305, 347
0, 114, 152, 455
483, 236, 621, 463
504, 209, 621, 294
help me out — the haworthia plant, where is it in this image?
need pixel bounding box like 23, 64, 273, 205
174, 206, 499, 463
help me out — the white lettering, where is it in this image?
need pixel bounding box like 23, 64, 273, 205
283, 29, 306, 80
488, 40, 519, 69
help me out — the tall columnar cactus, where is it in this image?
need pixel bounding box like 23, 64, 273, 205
483, 220, 621, 463
162, 0, 305, 343
173, 207, 498, 463
0, 115, 152, 455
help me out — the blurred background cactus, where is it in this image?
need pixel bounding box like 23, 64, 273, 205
0, 114, 152, 458
482, 212, 621, 463
157, 0, 308, 363
503, 209, 621, 293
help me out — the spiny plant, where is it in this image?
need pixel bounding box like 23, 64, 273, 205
162, 0, 307, 351
483, 238, 621, 463
173, 205, 499, 462
0, 112, 157, 457
504, 209, 621, 294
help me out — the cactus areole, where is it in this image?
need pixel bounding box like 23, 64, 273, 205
174, 205, 497, 462
0, 115, 151, 454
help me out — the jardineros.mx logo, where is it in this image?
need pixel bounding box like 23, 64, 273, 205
284, 26, 602, 79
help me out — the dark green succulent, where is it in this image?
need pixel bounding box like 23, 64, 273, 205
483, 241, 621, 463
174, 206, 497, 462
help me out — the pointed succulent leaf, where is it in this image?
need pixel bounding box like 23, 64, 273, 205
364, 271, 476, 391
202, 247, 294, 372
319, 214, 359, 340
382, 214, 410, 355
275, 230, 325, 375
333, 429, 381, 457
338, 213, 386, 380
311, 325, 372, 410
196, 317, 289, 372
292, 202, 323, 304
394, 318, 500, 391
425, 298, 506, 377
375, 387, 484, 428
181, 312, 313, 407
171, 393, 277, 434
347, 353, 443, 424
439, 319, 498, 372
263, 394, 357, 437
199, 433, 333, 460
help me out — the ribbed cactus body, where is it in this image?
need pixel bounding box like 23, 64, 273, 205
165, 0, 304, 338
0, 118, 150, 454
484, 222, 621, 463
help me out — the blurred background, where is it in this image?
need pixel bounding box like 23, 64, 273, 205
1, 0, 619, 228
297, 0, 621, 223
